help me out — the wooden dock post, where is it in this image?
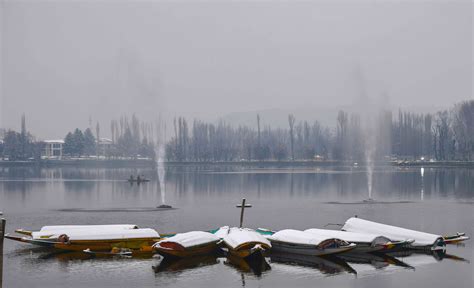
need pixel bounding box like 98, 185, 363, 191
1, 218, 5, 288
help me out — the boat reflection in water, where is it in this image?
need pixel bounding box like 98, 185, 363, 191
334, 251, 414, 271
152, 255, 220, 273
11, 244, 469, 279
269, 251, 356, 275
224, 253, 271, 276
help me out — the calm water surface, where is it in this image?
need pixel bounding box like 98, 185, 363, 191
0, 165, 473, 288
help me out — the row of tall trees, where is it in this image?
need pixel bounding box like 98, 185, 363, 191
166, 115, 332, 162
0, 115, 40, 160
166, 100, 474, 162
64, 115, 157, 159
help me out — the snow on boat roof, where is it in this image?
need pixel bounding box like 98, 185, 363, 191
155, 231, 219, 249
40, 224, 139, 232
269, 229, 338, 246
33, 228, 159, 241
304, 228, 391, 244
218, 227, 271, 250
342, 217, 442, 247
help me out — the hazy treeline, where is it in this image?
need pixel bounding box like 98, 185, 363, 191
0, 114, 158, 160
1, 101, 472, 162
166, 100, 474, 162
106, 115, 157, 159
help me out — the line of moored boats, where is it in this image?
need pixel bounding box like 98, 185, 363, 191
4, 217, 469, 263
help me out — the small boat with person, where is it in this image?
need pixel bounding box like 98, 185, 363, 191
128, 175, 150, 183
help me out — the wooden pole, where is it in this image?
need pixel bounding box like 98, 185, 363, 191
236, 198, 252, 228
239, 199, 246, 228
1, 218, 5, 288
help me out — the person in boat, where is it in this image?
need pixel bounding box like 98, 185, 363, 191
129, 175, 135, 181
137, 175, 141, 182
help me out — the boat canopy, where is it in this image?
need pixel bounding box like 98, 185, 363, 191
269, 229, 347, 247
32, 228, 160, 241
304, 228, 391, 245
39, 224, 139, 232
217, 227, 271, 250
342, 217, 442, 247
154, 231, 220, 249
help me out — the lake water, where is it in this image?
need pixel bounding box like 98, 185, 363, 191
0, 165, 473, 288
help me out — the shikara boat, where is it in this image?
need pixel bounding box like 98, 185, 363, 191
342, 217, 469, 250
6, 227, 160, 254
153, 231, 221, 258
304, 228, 411, 253
215, 226, 272, 259
267, 229, 356, 256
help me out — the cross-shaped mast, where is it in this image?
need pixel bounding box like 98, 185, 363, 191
236, 198, 252, 228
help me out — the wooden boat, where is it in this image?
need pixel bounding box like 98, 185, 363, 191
6, 227, 160, 254
342, 217, 469, 250
153, 231, 221, 258
127, 178, 150, 183
267, 229, 356, 256
215, 226, 271, 259
304, 228, 411, 253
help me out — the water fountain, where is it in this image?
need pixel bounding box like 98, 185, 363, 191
156, 144, 171, 209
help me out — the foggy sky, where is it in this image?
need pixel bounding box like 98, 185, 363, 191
0, 0, 472, 139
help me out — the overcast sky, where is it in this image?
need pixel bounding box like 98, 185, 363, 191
0, 0, 472, 139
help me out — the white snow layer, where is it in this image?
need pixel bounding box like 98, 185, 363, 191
32, 228, 160, 241
155, 231, 220, 249
217, 227, 271, 249
268, 229, 336, 246
304, 228, 390, 244
40, 224, 139, 232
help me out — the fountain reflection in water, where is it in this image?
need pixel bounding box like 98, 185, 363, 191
156, 144, 169, 208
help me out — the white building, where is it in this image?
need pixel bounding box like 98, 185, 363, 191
42, 140, 64, 159
97, 138, 113, 156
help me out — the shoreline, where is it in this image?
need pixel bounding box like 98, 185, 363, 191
0, 159, 473, 168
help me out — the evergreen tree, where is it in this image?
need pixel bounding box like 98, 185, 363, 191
83, 128, 96, 156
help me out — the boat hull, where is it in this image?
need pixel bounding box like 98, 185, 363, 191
270, 240, 356, 256
226, 242, 269, 259
5, 234, 158, 253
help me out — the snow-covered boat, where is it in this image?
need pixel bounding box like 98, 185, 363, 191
267, 229, 356, 256
153, 231, 221, 258
304, 228, 411, 252
215, 226, 271, 259
6, 227, 160, 254
342, 217, 469, 250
